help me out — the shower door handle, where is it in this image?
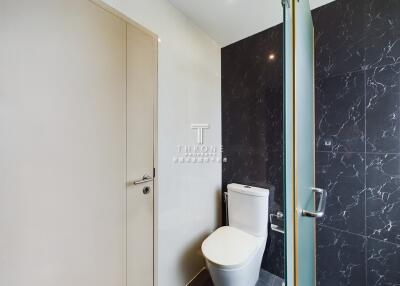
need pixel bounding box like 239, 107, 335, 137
301, 187, 327, 218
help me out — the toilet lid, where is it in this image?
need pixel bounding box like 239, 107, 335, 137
201, 226, 260, 268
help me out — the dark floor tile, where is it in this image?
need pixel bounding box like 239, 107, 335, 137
367, 238, 400, 286
189, 269, 214, 286
188, 269, 283, 286
257, 270, 277, 286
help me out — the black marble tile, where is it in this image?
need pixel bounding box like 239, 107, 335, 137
222, 24, 284, 279
367, 238, 400, 286
316, 71, 365, 152
222, 25, 283, 151
316, 151, 366, 234
317, 225, 367, 286
316, 151, 365, 183
223, 1, 400, 285
262, 231, 284, 278
366, 153, 400, 245
312, 0, 365, 78
364, 0, 400, 69
221, 24, 284, 213
366, 64, 400, 153
222, 147, 268, 188
222, 96, 268, 149
222, 147, 283, 212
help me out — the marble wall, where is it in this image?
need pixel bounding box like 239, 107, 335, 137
222, 0, 400, 283
313, 0, 400, 285
221, 24, 284, 277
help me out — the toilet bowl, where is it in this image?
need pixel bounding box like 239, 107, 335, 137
202, 226, 267, 286
201, 184, 269, 286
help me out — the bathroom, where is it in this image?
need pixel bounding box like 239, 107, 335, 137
0, 0, 399, 286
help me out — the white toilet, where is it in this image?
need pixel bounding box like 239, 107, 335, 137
201, 183, 269, 286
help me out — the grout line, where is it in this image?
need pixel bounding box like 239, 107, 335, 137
363, 152, 400, 155
318, 224, 364, 237
316, 67, 364, 79
364, 236, 400, 247
315, 150, 400, 155
315, 61, 400, 81
318, 224, 400, 247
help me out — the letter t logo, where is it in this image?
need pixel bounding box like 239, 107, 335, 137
191, 124, 209, 145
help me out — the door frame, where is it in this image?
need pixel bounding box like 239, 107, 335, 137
89, 2, 159, 285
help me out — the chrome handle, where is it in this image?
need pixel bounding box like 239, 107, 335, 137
127, 174, 153, 186
270, 211, 284, 234
301, 187, 327, 218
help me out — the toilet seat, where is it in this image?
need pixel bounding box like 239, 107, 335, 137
201, 226, 262, 269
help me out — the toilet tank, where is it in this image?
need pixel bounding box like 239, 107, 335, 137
227, 183, 269, 238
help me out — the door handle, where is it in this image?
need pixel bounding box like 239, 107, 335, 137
301, 187, 327, 218
127, 174, 153, 186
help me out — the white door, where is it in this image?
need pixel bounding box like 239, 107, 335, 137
0, 1, 156, 285
126, 24, 157, 286
0, 1, 127, 285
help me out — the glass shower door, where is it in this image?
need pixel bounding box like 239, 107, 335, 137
284, 0, 326, 285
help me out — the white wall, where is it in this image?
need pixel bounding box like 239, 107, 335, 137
98, 0, 222, 285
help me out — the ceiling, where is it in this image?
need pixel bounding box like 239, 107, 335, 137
168, 0, 335, 47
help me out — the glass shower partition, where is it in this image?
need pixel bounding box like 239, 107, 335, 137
284, 0, 326, 285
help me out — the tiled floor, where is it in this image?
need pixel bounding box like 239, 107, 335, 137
189, 269, 284, 286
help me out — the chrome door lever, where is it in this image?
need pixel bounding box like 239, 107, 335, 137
127, 174, 153, 186
301, 187, 327, 218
